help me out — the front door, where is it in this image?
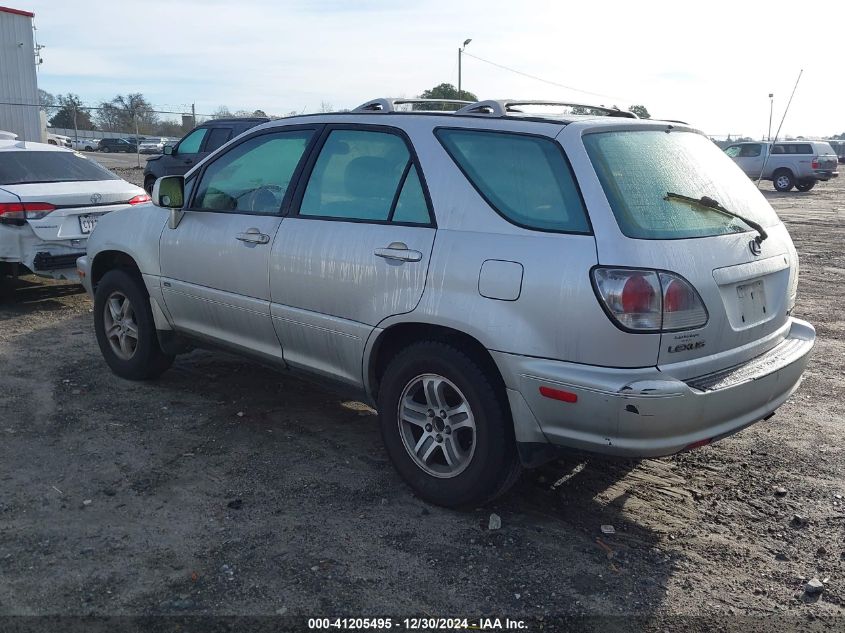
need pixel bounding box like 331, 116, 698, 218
270, 126, 436, 386
159, 127, 319, 361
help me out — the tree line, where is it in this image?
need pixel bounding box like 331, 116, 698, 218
39, 90, 268, 136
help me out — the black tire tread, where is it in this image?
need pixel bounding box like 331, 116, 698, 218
93, 269, 174, 381
378, 340, 521, 508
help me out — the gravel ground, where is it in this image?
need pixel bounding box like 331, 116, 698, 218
0, 169, 843, 631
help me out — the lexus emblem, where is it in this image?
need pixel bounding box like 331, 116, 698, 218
90, 193, 102, 204
749, 239, 762, 256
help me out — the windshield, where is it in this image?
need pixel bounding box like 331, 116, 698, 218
583, 130, 781, 240
0, 150, 120, 185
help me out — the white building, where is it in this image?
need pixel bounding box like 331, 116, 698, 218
0, 5, 40, 141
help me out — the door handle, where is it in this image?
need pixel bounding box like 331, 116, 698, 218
374, 242, 422, 263
236, 228, 270, 244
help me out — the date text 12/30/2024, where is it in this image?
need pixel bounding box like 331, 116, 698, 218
307, 618, 528, 630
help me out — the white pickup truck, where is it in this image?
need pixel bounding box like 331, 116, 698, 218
724, 140, 839, 191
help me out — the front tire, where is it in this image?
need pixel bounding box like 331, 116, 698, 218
144, 176, 156, 195
796, 179, 816, 192
773, 169, 795, 192
101, 146, 110, 153
94, 269, 174, 380
377, 341, 521, 508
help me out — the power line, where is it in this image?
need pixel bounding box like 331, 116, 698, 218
461, 51, 630, 103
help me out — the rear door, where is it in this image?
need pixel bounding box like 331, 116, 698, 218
270, 125, 436, 386
813, 143, 839, 172
574, 124, 796, 379
159, 126, 319, 360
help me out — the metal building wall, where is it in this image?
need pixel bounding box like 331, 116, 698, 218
0, 8, 41, 141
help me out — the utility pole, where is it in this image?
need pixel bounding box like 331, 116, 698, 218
767, 93, 774, 141
191, 103, 196, 128
72, 101, 78, 144
458, 38, 472, 100
134, 113, 141, 169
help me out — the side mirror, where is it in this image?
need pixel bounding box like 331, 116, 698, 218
163, 145, 174, 156
151, 175, 187, 229
151, 175, 185, 208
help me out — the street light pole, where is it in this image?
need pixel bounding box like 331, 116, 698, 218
767, 93, 774, 141
458, 38, 472, 100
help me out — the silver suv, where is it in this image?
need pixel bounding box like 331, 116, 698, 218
77, 98, 815, 507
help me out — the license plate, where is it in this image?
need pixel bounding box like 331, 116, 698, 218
736, 279, 767, 325
79, 214, 99, 234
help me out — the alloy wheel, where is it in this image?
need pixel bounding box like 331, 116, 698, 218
397, 373, 477, 478
103, 291, 139, 360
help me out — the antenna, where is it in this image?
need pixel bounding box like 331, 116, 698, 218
756, 69, 803, 187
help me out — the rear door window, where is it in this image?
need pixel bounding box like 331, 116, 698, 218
436, 129, 590, 233
204, 127, 233, 153
299, 129, 431, 224
584, 130, 780, 240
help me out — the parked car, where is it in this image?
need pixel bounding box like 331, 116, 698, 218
46, 133, 72, 148
0, 130, 18, 140
139, 138, 170, 154
70, 138, 98, 152
0, 139, 149, 281
142, 117, 269, 193
79, 97, 815, 507
99, 138, 137, 153
724, 140, 839, 191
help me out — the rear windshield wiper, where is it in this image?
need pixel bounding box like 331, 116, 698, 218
665, 192, 768, 245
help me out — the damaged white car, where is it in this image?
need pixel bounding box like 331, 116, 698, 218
0, 139, 149, 281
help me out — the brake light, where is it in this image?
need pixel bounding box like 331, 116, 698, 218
811, 158, 820, 169
128, 194, 151, 205
592, 267, 707, 332
0, 201, 55, 222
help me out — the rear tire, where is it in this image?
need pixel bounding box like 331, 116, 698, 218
93, 269, 174, 380
773, 169, 795, 192
796, 179, 816, 192
377, 341, 521, 508
101, 146, 110, 153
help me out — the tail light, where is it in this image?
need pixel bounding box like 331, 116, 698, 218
128, 194, 151, 205
0, 201, 55, 223
592, 267, 708, 332
811, 158, 820, 169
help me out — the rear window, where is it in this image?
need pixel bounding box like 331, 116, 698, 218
584, 130, 780, 240
0, 150, 119, 185
773, 143, 813, 154
436, 129, 590, 233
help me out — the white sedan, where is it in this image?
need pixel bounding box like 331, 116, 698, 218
0, 139, 149, 281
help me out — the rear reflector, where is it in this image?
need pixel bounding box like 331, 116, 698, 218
128, 194, 151, 205
539, 386, 578, 403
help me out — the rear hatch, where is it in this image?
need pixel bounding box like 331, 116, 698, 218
0, 147, 144, 241
814, 143, 839, 172
576, 123, 797, 380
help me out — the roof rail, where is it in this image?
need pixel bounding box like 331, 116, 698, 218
455, 100, 638, 119
352, 98, 473, 113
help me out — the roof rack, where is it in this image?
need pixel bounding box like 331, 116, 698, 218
353, 98, 473, 113
455, 100, 638, 119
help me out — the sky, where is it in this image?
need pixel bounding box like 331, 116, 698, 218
20, 0, 845, 138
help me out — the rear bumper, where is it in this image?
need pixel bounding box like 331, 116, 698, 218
494, 317, 815, 457
1, 223, 87, 281
813, 170, 838, 180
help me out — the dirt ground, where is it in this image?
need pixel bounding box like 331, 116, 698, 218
1, 167, 843, 631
